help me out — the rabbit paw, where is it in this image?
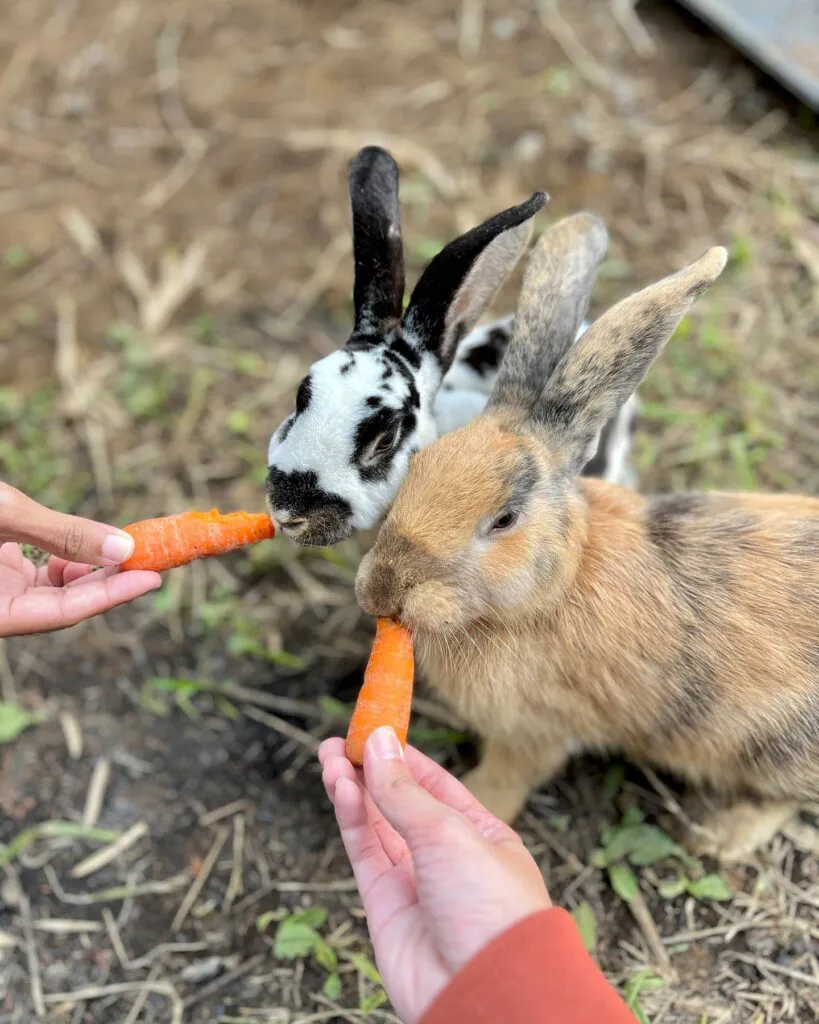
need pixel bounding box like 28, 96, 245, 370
461, 766, 529, 824
689, 800, 796, 864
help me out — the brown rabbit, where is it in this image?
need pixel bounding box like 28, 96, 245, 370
355, 211, 819, 863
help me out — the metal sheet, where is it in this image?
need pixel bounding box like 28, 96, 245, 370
674, 0, 819, 110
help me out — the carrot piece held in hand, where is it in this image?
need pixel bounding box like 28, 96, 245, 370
120, 509, 275, 572
346, 617, 414, 767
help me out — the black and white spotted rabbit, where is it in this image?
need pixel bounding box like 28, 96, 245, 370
265, 147, 638, 546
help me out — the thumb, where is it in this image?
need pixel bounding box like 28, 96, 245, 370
0, 486, 134, 566
363, 726, 457, 842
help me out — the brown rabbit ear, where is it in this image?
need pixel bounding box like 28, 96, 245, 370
535, 246, 728, 474
488, 212, 608, 415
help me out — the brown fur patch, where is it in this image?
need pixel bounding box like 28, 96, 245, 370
389, 417, 526, 555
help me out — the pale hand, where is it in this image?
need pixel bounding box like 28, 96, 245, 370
0, 482, 161, 637
319, 728, 551, 1024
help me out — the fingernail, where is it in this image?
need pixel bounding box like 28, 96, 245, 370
102, 532, 134, 564
368, 726, 403, 761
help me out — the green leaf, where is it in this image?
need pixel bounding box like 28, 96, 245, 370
687, 873, 733, 902
0, 703, 45, 744
314, 938, 337, 972
627, 827, 683, 867
623, 969, 665, 1023
608, 863, 639, 904
624, 969, 665, 1004
360, 988, 388, 1014
273, 918, 320, 960
658, 876, 689, 900
600, 824, 621, 848
274, 913, 327, 958
322, 973, 342, 1000
590, 848, 608, 869
351, 952, 382, 984
602, 824, 681, 867
292, 907, 327, 929
621, 807, 644, 828
256, 909, 287, 933
571, 901, 597, 952
602, 762, 625, 804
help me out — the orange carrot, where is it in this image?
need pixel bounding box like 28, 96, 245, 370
120, 509, 275, 572
346, 617, 414, 767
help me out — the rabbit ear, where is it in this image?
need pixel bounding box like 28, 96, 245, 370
488, 212, 608, 415
535, 247, 728, 474
348, 146, 405, 337
402, 191, 548, 375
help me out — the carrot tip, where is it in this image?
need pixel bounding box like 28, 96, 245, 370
345, 617, 414, 769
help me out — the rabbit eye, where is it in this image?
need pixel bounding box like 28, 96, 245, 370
365, 428, 399, 462
491, 510, 518, 533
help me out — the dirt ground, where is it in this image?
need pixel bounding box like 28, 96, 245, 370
1, 1, 819, 1021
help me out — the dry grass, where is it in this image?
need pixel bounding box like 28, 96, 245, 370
1, 0, 818, 1021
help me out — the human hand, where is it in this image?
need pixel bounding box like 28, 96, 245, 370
0, 483, 161, 636
319, 729, 551, 1024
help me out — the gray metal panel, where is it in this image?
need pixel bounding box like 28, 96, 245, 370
675, 0, 819, 110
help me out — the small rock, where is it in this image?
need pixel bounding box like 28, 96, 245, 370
0, 877, 21, 910
180, 956, 228, 984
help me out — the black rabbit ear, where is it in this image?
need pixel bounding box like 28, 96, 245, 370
402, 192, 548, 376
348, 147, 406, 339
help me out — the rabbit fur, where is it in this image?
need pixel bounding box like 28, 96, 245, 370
356, 211, 818, 863
265, 146, 637, 548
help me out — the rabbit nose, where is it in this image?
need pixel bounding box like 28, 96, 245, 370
358, 561, 403, 619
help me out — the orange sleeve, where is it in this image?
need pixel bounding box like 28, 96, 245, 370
420, 908, 636, 1024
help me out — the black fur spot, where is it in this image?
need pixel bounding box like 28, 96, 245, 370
366, 396, 383, 409
353, 400, 417, 482
460, 327, 509, 378
389, 332, 422, 369
277, 415, 296, 444
649, 622, 720, 743
295, 375, 313, 415
346, 332, 382, 353
382, 347, 415, 385
340, 359, 354, 375
646, 495, 708, 554
264, 466, 350, 524
381, 349, 420, 408
381, 366, 393, 382
646, 494, 743, 610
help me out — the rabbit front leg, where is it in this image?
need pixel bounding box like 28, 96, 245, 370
462, 737, 572, 824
